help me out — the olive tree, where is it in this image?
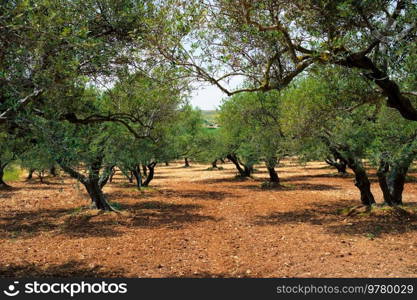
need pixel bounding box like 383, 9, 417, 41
217, 90, 288, 183
153, 0, 417, 121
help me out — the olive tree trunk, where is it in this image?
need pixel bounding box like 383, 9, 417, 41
377, 151, 415, 206
108, 166, 116, 183
131, 165, 142, 189
322, 136, 375, 206
58, 160, 115, 211
84, 178, 112, 210
0, 162, 10, 189
50, 166, 57, 177
143, 162, 156, 187
26, 168, 35, 180
325, 152, 347, 174
344, 155, 375, 206
265, 157, 280, 185
212, 159, 218, 169
227, 154, 252, 177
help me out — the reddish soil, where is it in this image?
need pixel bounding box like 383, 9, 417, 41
1, 160, 417, 278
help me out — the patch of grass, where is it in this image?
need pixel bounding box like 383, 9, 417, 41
280, 183, 297, 190
260, 181, 281, 189
69, 206, 86, 215
3, 165, 22, 181
364, 232, 376, 240
141, 186, 156, 191
404, 205, 417, 212
109, 201, 123, 211
129, 186, 156, 193
364, 225, 383, 240
337, 207, 352, 215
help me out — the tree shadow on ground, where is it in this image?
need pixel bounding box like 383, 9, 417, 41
105, 189, 159, 201
0, 207, 75, 239
253, 169, 302, 175
325, 204, 417, 237
0, 205, 129, 239
60, 214, 126, 238
26, 179, 65, 184
0, 190, 14, 199
106, 186, 239, 202
40, 200, 218, 237
121, 201, 220, 229
282, 174, 354, 182
1, 199, 218, 239
152, 175, 171, 179
229, 183, 342, 191
108, 175, 172, 183
0, 260, 125, 278
253, 200, 417, 237
195, 177, 259, 185
158, 189, 238, 201
21, 185, 65, 191
195, 177, 341, 192
253, 201, 349, 226
170, 165, 195, 169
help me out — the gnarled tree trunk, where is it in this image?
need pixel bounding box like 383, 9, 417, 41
0, 162, 10, 189
227, 153, 244, 175
227, 153, 252, 177
337, 52, 417, 121
143, 162, 156, 187
26, 168, 35, 180
108, 166, 116, 183
37, 170, 45, 183
84, 179, 112, 210
212, 159, 218, 169
184, 157, 190, 168
345, 156, 375, 206
50, 166, 57, 177
131, 165, 142, 189
322, 136, 375, 206
265, 157, 280, 185
325, 152, 347, 174
377, 152, 415, 206
58, 159, 115, 211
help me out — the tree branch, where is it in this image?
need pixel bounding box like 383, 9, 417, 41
0, 88, 43, 121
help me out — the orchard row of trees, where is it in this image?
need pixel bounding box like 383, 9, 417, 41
1, 1, 416, 210
0, 68, 210, 210
208, 66, 417, 207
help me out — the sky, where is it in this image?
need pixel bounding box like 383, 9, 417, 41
189, 76, 244, 111
190, 84, 226, 111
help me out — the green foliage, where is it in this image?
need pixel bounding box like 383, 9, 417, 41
170, 104, 207, 161
3, 165, 22, 181
216, 90, 288, 167
281, 66, 380, 162
367, 107, 417, 167
1, 0, 158, 120
1, 0, 416, 207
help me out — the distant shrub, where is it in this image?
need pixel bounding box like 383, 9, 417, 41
4, 165, 22, 181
